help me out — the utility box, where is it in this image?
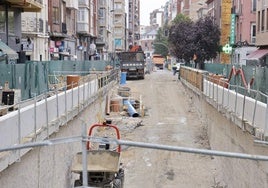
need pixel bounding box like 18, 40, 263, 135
2, 89, 21, 111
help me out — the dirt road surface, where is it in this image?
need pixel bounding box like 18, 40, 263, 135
109, 70, 222, 188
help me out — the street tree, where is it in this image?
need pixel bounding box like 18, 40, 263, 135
193, 16, 221, 69
168, 14, 194, 64
168, 14, 221, 69
153, 27, 169, 57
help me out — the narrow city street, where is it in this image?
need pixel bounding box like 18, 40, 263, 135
110, 69, 223, 188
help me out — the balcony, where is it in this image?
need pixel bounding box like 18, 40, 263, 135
7, 0, 43, 12
114, 8, 124, 15
98, 0, 107, 8
77, 22, 89, 34
66, 0, 78, 10
98, 18, 107, 27
78, 0, 89, 7
96, 37, 107, 46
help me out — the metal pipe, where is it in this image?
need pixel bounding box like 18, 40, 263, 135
0, 136, 81, 153
115, 139, 268, 161
2, 135, 268, 162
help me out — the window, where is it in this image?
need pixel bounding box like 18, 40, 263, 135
39, 18, 43, 32
261, 9, 265, 31
251, 23, 256, 43
0, 11, 15, 34
79, 8, 88, 22
8, 12, 14, 34
267, 8, 268, 30
0, 11, 5, 33
98, 8, 105, 18
53, 7, 60, 24
252, 0, 256, 12
257, 11, 260, 32
115, 3, 122, 10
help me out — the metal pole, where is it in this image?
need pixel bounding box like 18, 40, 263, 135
34, 94, 37, 141
5, 4, 8, 45
72, 82, 74, 119
45, 92, 49, 138
78, 80, 80, 112
65, 87, 68, 124
56, 88, 59, 118
82, 122, 88, 187
115, 139, 268, 161
264, 95, 268, 138
252, 91, 259, 128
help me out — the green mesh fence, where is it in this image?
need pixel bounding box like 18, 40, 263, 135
0, 60, 115, 100
204, 63, 268, 102
1, 61, 267, 101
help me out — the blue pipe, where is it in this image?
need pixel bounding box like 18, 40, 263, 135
123, 99, 139, 117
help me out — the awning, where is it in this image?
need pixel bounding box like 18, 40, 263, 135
246, 49, 268, 60
0, 41, 19, 60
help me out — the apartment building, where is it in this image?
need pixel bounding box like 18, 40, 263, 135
21, 0, 49, 62
77, 0, 97, 61
206, 0, 231, 63
233, 0, 257, 65
114, 0, 127, 52
140, 26, 157, 58
2, 0, 129, 62
248, 0, 268, 66
128, 0, 140, 46
0, 0, 43, 63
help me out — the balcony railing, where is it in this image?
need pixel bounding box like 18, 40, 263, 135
96, 37, 107, 45
78, 0, 89, 7
66, 0, 79, 9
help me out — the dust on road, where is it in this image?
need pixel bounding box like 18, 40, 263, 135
108, 69, 222, 188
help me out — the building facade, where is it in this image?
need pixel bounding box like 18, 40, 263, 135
128, 0, 140, 46
114, 0, 127, 52
0, 0, 43, 63
248, 0, 268, 66
1, 0, 129, 62
233, 0, 257, 65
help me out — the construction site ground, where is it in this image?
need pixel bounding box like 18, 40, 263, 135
106, 69, 225, 188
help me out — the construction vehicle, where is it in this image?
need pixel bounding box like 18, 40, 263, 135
152, 54, 165, 69
72, 122, 124, 188
118, 50, 145, 80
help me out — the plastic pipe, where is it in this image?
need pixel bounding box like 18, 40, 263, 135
123, 99, 139, 117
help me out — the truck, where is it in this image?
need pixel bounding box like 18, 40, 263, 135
118, 51, 145, 79
152, 54, 165, 69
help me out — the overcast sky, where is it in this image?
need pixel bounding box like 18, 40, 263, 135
140, 0, 168, 26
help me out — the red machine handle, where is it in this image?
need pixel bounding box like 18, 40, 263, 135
86, 123, 121, 152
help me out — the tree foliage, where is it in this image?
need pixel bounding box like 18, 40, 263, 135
172, 13, 192, 25
168, 14, 221, 68
154, 27, 169, 57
